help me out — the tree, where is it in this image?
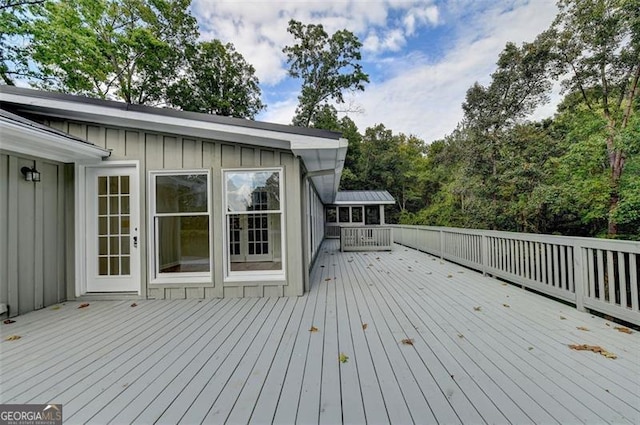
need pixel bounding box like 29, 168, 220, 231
3, 0, 198, 104
458, 36, 553, 229
550, 0, 640, 236
166, 40, 265, 118
283, 19, 369, 127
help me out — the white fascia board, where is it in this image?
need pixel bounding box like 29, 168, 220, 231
1, 119, 110, 162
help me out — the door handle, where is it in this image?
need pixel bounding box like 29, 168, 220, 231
133, 236, 138, 248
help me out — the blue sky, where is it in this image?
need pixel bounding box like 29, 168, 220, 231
192, 0, 559, 143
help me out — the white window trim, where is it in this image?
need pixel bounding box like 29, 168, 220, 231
148, 169, 212, 284
222, 167, 286, 282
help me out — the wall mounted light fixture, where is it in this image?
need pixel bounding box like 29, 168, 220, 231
21, 163, 41, 182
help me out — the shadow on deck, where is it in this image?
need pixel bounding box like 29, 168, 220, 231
1, 240, 638, 424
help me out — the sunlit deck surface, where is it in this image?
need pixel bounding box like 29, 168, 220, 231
1, 240, 639, 425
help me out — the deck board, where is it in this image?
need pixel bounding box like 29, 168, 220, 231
1, 240, 639, 425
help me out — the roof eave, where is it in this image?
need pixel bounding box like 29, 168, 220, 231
1, 116, 110, 163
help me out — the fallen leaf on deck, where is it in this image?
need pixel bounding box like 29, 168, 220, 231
473, 306, 482, 311
447, 274, 453, 278
376, 257, 380, 260
78, 303, 90, 309
401, 338, 414, 345
614, 326, 633, 334
309, 326, 319, 332
457, 271, 464, 274
501, 283, 508, 286
503, 304, 510, 308
5, 335, 21, 341
3, 319, 16, 324
577, 326, 589, 331
339, 353, 349, 363
457, 333, 464, 338
560, 316, 567, 320
130, 303, 138, 307
569, 344, 617, 359
362, 323, 368, 330
50, 305, 61, 310
605, 323, 610, 327
324, 278, 332, 282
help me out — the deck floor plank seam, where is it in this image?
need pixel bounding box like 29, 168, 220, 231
1, 240, 638, 425
388, 245, 639, 424
101, 299, 240, 423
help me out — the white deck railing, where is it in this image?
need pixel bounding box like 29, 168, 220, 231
392, 225, 640, 326
340, 226, 393, 252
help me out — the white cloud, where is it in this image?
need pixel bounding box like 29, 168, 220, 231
192, 0, 559, 142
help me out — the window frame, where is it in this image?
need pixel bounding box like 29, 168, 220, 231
222, 167, 286, 282
148, 169, 212, 284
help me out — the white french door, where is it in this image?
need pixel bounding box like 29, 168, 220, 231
85, 165, 140, 292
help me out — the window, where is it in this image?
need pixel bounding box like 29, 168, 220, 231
365, 205, 381, 225
150, 171, 211, 282
325, 207, 337, 223
338, 207, 350, 223
351, 206, 363, 223
224, 169, 284, 278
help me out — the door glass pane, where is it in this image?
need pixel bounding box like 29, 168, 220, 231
96, 173, 132, 277
121, 176, 130, 194
98, 176, 107, 195
121, 256, 130, 275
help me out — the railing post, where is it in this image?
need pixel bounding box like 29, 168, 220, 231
481, 234, 488, 276
439, 230, 444, 259
573, 243, 586, 312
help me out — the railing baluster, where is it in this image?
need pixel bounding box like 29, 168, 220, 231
618, 251, 627, 309
607, 250, 616, 304
630, 254, 639, 312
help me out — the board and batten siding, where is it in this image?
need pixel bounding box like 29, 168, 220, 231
0, 153, 69, 317
45, 119, 305, 300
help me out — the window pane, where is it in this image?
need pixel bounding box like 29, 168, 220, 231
338, 207, 350, 223
326, 207, 337, 223
351, 207, 363, 223
365, 205, 381, 225
157, 216, 210, 273
156, 174, 208, 213
226, 171, 280, 212
229, 212, 282, 272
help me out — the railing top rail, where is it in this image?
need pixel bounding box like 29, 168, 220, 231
390, 225, 640, 252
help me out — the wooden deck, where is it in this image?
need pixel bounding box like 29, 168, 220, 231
1, 240, 639, 424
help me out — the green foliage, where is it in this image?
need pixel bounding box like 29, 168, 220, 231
166, 40, 264, 118
1, 0, 263, 117
283, 19, 369, 127
9, 0, 198, 103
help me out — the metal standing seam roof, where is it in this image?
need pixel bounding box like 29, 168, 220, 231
334, 190, 395, 205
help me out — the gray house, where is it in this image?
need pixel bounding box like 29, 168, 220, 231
1, 86, 354, 316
